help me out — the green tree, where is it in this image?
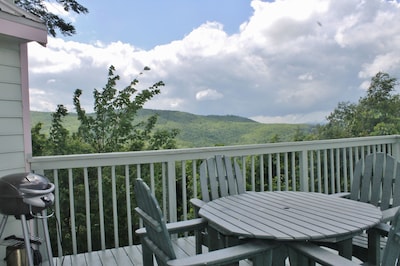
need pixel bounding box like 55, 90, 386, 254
357, 72, 400, 135
149, 128, 179, 150
16, 0, 88, 36
48, 104, 69, 155
31, 122, 48, 156
318, 102, 358, 138
73, 65, 177, 153
270, 134, 281, 143
317, 72, 400, 138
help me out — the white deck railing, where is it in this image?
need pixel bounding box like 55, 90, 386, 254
29, 135, 400, 256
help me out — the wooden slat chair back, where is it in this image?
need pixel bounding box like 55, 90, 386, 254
134, 178, 277, 266
288, 207, 400, 266
191, 155, 246, 253
352, 153, 400, 262
317, 152, 400, 263
134, 178, 176, 265
350, 152, 400, 211
381, 206, 400, 265
199, 155, 245, 203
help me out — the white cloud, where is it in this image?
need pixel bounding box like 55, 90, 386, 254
29, 88, 57, 112
196, 89, 224, 101
181, 22, 230, 57
28, 0, 400, 124
359, 52, 400, 79
298, 73, 314, 81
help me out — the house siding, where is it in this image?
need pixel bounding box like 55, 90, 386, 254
0, 3, 47, 264
0, 38, 26, 176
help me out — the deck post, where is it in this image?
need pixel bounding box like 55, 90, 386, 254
299, 150, 309, 192
392, 137, 400, 162
167, 160, 177, 223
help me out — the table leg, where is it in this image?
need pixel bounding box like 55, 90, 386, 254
367, 229, 380, 265
273, 245, 288, 266
288, 246, 315, 266
208, 228, 240, 266
207, 227, 225, 251
337, 238, 352, 259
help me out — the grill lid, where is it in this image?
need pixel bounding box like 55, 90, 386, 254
0, 172, 53, 198
0, 173, 55, 216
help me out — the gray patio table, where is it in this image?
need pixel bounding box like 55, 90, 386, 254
198, 191, 382, 263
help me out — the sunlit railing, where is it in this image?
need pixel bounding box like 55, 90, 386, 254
29, 135, 400, 256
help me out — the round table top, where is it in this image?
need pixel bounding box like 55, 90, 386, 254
199, 191, 382, 241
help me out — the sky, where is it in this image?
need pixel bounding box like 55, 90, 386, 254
27, 0, 400, 124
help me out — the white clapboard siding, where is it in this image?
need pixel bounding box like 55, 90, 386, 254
0, 38, 26, 176
0, 65, 21, 85
0, 118, 23, 135
0, 38, 20, 67
0, 83, 22, 100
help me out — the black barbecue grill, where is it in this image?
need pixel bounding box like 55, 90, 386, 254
0, 172, 54, 217
0, 173, 55, 266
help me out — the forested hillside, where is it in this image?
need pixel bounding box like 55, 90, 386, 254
31, 109, 314, 148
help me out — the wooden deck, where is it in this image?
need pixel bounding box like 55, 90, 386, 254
52, 236, 253, 266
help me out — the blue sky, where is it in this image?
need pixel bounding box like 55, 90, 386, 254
73, 0, 254, 49
28, 0, 400, 124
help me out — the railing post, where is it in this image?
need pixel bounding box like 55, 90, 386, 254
392, 136, 400, 161
299, 150, 309, 192
167, 160, 177, 223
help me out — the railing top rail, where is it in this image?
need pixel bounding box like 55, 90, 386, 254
29, 135, 400, 170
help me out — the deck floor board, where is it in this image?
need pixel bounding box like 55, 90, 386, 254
52, 236, 253, 265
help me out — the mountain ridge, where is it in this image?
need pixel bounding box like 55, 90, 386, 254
31, 109, 314, 147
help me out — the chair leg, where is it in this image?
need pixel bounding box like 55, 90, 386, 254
141, 239, 154, 266
194, 205, 204, 254
195, 229, 202, 254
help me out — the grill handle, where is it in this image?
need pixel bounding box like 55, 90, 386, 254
19, 183, 55, 195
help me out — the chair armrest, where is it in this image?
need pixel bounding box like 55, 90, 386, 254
288, 242, 359, 266
330, 192, 350, 198
381, 206, 400, 223
190, 198, 206, 218
135, 217, 207, 237
190, 198, 206, 209
167, 240, 278, 266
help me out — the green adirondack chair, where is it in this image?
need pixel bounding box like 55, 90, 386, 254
134, 178, 277, 266
315, 152, 400, 263
191, 155, 245, 214
288, 207, 400, 266
350, 153, 400, 262
190, 155, 246, 253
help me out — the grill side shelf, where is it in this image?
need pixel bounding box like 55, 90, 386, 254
0, 234, 42, 247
